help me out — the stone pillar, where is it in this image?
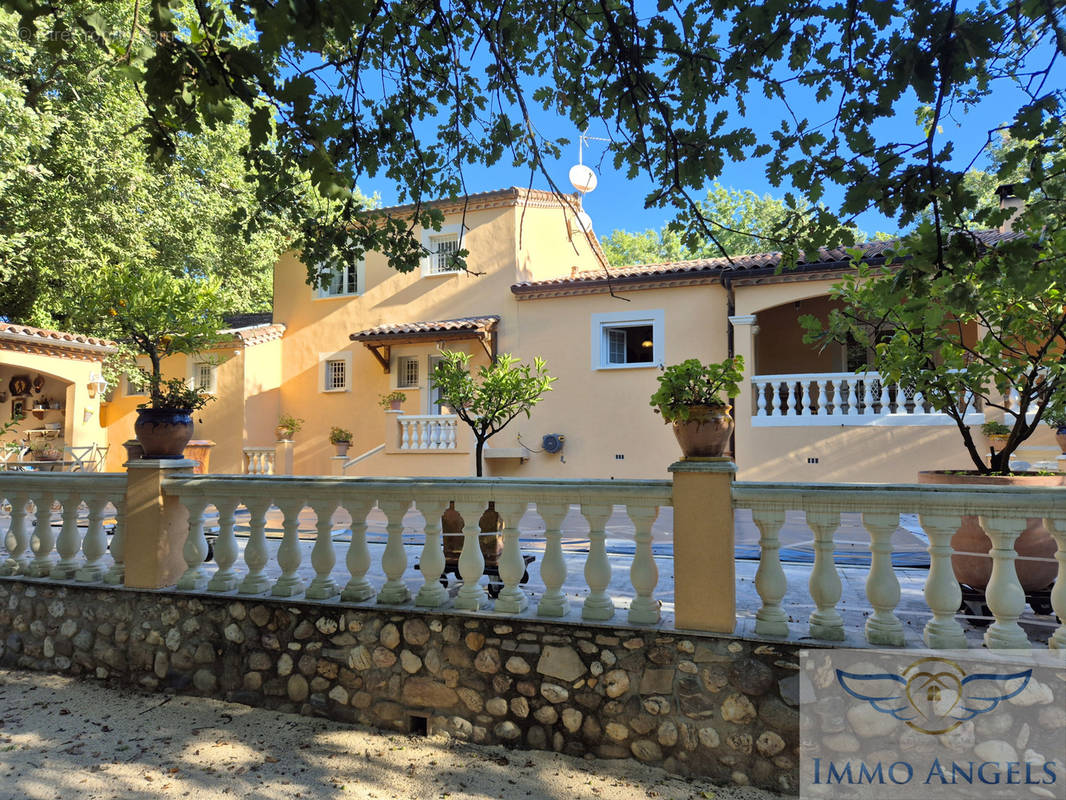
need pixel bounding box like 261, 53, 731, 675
275, 440, 294, 475
728, 314, 757, 472
384, 409, 404, 452
330, 456, 347, 476
123, 458, 196, 589
669, 457, 737, 633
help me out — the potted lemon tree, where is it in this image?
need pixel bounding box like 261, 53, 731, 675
329, 426, 353, 457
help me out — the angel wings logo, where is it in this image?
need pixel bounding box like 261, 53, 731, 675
836, 656, 1031, 736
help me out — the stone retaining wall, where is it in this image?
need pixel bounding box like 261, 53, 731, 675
0, 579, 800, 793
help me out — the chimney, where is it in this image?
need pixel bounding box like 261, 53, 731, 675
996, 184, 1023, 233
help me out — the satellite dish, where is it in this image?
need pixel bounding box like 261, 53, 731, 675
568, 164, 598, 194
576, 210, 594, 232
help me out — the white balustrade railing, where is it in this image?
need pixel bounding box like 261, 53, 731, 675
243, 447, 276, 475
397, 415, 459, 450
733, 481, 1066, 650
160, 475, 672, 625
0, 473, 127, 584
751, 372, 984, 426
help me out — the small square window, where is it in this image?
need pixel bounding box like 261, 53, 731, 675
591, 310, 664, 370
315, 259, 364, 298
397, 356, 419, 389
326, 359, 347, 391
194, 363, 216, 393
427, 234, 459, 275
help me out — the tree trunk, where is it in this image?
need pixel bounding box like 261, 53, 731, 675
475, 437, 485, 477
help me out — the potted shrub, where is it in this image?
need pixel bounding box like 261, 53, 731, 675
379, 391, 406, 411
29, 439, 62, 462
275, 414, 304, 441
1045, 411, 1066, 454
329, 426, 353, 457
135, 377, 213, 458
979, 420, 1011, 451
649, 356, 745, 458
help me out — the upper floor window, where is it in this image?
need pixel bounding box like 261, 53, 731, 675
194, 362, 217, 393
314, 259, 365, 299
590, 309, 665, 370
421, 224, 465, 277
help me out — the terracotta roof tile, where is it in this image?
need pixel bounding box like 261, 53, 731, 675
0, 322, 116, 351
350, 316, 500, 342
511, 230, 1021, 295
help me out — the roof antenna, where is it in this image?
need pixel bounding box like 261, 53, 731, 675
568, 128, 608, 233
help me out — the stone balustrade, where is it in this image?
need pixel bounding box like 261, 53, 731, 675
733, 481, 1066, 650
397, 415, 460, 450
750, 372, 984, 426
243, 447, 276, 475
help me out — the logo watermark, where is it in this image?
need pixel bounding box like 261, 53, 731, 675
800, 649, 1066, 799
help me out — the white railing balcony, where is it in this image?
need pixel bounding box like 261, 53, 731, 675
750, 371, 984, 427
243, 447, 276, 474
398, 414, 459, 450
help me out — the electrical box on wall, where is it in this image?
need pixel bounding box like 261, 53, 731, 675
542, 433, 565, 454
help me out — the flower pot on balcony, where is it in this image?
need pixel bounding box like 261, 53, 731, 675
1056, 427, 1066, 454
672, 404, 734, 458
334, 442, 350, 458
917, 470, 1061, 592
134, 407, 194, 459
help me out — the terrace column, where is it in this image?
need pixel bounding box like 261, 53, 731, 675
123, 458, 197, 589
729, 314, 757, 472
669, 457, 737, 633
275, 440, 294, 475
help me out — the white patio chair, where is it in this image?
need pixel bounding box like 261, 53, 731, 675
92, 443, 110, 471
64, 445, 97, 472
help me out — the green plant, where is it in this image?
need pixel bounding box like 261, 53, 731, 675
980, 420, 1011, 438
136, 376, 213, 412
329, 426, 352, 444
378, 391, 406, 410
650, 356, 745, 424
432, 350, 555, 477
276, 414, 304, 437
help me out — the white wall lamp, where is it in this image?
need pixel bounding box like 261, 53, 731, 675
87, 373, 108, 399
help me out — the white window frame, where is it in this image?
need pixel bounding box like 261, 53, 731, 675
313, 258, 366, 299
193, 362, 218, 394
395, 355, 420, 389
320, 351, 352, 393
590, 309, 665, 370
124, 372, 148, 397
420, 224, 465, 277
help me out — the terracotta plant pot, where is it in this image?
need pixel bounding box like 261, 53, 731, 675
1055, 428, 1066, 454
275, 426, 293, 441
917, 470, 1061, 592
672, 404, 734, 458
34, 448, 62, 461
334, 442, 350, 458
390, 400, 403, 411
135, 407, 194, 459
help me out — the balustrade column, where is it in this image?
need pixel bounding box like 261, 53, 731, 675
377, 499, 411, 604
537, 502, 570, 617
415, 500, 450, 608
919, 513, 968, 648
628, 505, 661, 624
980, 514, 1031, 649
817, 379, 830, 416
103, 499, 126, 585
799, 382, 812, 417
879, 382, 891, 414
752, 509, 789, 637
341, 499, 376, 602
1, 492, 31, 575
806, 510, 844, 640
207, 498, 241, 592
75, 494, 108, 582
862, 378, 876, 416
51, 492, 82, 579
306, 498, 341, 599
581, 503, 615, 621
176, 497, 210, 590
454, 501, 488, 611
785, 382, 797, 416
494, 500, 529, 614
238, 498, 272, 594
1046, 516, 1066, 651
27, 491, 57, 577
271, 498, 307, 597
862, 511, 904, 646
754, 382, 768, 417
400, 421, 411, 450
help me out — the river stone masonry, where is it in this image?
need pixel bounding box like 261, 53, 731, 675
0, 580, 800, 792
